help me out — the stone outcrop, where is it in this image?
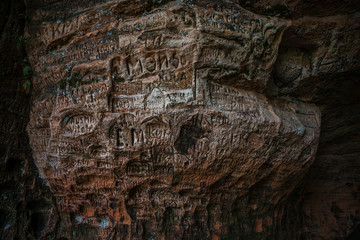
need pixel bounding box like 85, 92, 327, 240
0, 0, 359, 239
25, 1, 321, 239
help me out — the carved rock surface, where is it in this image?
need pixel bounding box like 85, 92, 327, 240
0, 0, 359, 239
24, 1, 321, 239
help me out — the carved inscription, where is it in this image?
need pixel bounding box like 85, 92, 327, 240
196, 7, 263, 35
110, 47, 193, 89
26, 2, 319, 239
117, 9, 195, 34
62, 115, 96, 137
51, 35, 120, 64
208, 82, 260, 117
56, 81, 109, 111
143, 119, 171, 146
126, 163, 174, 177
109, 114, 138, 149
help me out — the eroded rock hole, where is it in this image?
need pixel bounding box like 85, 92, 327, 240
131, 128, 135, 146
26, 200, 51, 212
0, 147, 6, 165
116, 129, 123, 147
31, 212, 47, 239
162, 207, 176, 231
6, 158, 23, 172
175, 124, 204, 154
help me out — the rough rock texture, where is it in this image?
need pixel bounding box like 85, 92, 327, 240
268, 9, 360, 239
0, 0, 59, 239
24, 1, 321, 239
0, 0, 359, 239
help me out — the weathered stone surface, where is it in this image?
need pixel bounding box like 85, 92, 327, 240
272, 14, 360, 98
268, 7, 360, 239
23, 0, 322, 239
1, 0, 359, 239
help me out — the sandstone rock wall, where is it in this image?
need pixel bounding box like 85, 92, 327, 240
25, 1, 320, 239
0, 0, 359, 239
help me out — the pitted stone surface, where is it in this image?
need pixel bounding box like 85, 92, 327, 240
25, 0, 322, 239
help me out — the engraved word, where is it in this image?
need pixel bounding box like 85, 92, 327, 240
62, 115, 96, 137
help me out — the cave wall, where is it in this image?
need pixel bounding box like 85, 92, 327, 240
268, 8, 360, 239
0, 0, 59, 239
0, 0, 359, 240
300, 73, 360, 240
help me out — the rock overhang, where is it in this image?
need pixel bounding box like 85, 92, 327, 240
25, 0, 320, 238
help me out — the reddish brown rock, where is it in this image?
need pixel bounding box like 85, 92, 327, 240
24, 1, 321, 239
0, 0, 359, 240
